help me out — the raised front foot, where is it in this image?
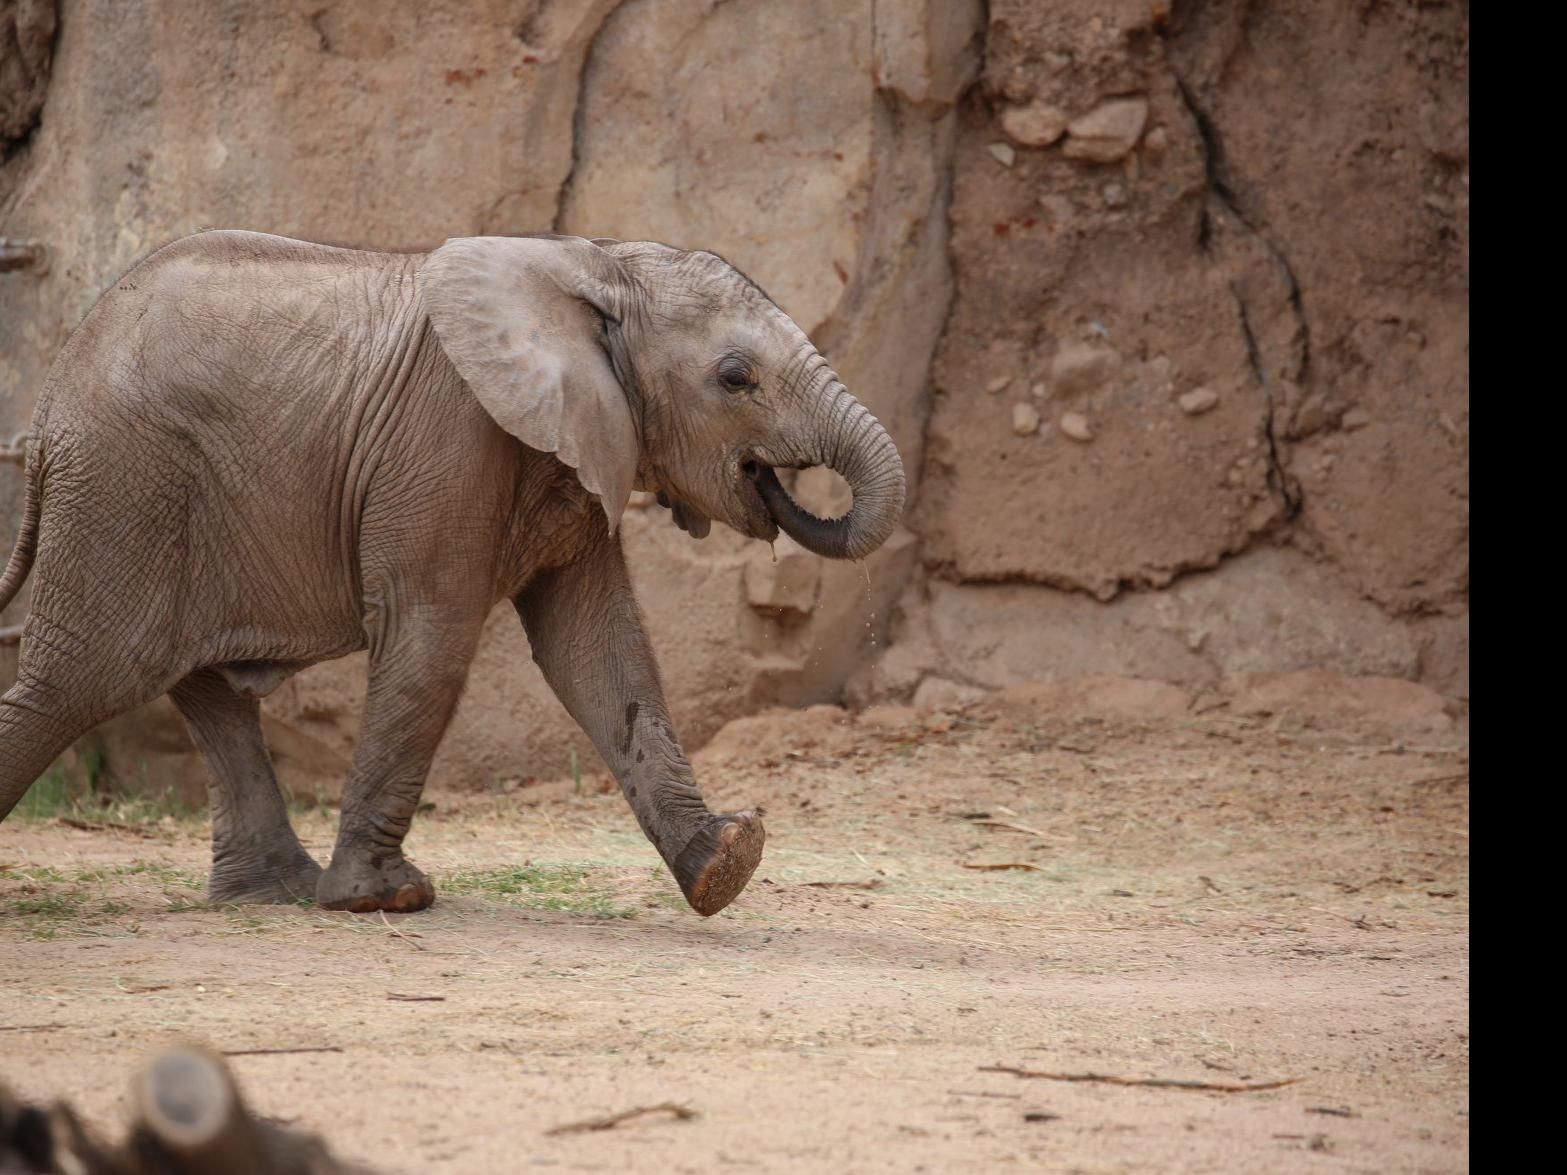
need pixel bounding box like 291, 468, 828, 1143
316, 853, 435, 913
208, 847, 324, 906
671, 809, 766, 916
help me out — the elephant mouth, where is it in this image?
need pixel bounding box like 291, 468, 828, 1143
738, 460, 782, 542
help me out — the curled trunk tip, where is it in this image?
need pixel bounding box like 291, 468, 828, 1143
754, 394, 904, 560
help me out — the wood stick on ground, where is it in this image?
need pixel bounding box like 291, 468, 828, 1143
56, 817, 159, 839
1407, 772, 1469, 787
386, 994, 445, 1002
545, 1103, 697, 1135
961, 862, 1043, 872
0, 1024, 68, 1033
800, 879, 883, 890
380, 910, 428, 950
946, 1089, 1023, 1100
979, 1066, 1300, 1093
963, 818, 1072, 842
221, 1047, 344, 1058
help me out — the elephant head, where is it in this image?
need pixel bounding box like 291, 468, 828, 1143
419, 235, 905, 560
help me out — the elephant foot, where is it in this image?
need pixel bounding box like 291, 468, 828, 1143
316, 853, 434, 913
208, 848, 323, 906
671, 809, 765, 916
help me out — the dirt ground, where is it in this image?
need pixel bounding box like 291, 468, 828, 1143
1, 675, 1469, 1173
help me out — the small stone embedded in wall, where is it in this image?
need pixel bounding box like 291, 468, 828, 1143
1011, 401, 1041, 436
1145, 356, 1175, 396
1341, 407, 1373, 431
1178, 387, 1220, 415
1050, 341, 1120, 399
1291, 392, 1336, 437
1000, 101, 1068, 148
987, 142, 1017, 168
985, 375, 1012, 395
1062, 96, 1149, 163
1143, 126, 1169, 153
1102, 183, 1126, 208
1059, 412, 1093, 442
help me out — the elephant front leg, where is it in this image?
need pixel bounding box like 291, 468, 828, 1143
317, 621, 481, 913
517, 543, 765, 916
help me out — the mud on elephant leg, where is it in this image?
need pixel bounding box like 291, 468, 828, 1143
516, 540, 766, 916
670, 808, 767, 917
169, 670, 322, 904
318, 847, 433, 915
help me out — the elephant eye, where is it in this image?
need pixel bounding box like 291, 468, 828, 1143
718, 359, 754, 393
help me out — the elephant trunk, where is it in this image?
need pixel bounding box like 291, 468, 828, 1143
753, 382, 905, 561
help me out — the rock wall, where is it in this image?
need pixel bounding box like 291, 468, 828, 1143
0, 0, 1466, 798
869, 0, 1468, 710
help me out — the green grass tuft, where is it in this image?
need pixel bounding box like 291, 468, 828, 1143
444, 864, 638, 920
0, 860, 206, 939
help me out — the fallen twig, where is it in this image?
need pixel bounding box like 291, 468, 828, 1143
961, 862, 1043, 872
1407, 772, 1468, 787
380, 909, 427, 950
0, 1023, 68, 1033
946, 1089, 1022, 1100
386, 993, 445, 1002
979, 1066, 1299, 1093
1307, 906, 1385, 929
545, 1102, 697, 1135
57, 817, 160, 839
963, 817, 1072, 842
221, 1046, 343, 1058
800, 879, 883, 890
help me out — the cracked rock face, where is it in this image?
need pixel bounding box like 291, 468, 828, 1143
915, 0, 1467, 622
1163, 3, 1469, 614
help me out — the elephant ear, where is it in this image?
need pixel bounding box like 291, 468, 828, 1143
420, 235, 639, 531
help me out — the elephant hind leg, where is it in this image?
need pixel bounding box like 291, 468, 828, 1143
0, 683, 100, 823
1, 586, 201, 825
169, 669, 322, 904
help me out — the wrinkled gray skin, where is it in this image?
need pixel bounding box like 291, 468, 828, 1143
0, 231, 905, 915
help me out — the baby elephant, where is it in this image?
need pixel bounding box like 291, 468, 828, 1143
0, 231, 904, 915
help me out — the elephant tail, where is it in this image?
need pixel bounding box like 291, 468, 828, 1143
0, 433, 39, 643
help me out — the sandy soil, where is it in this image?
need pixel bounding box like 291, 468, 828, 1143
1, 679, 1469, 1173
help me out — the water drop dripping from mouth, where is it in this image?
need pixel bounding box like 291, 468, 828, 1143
770, 541, 777, 564
860, 562, 877, 649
